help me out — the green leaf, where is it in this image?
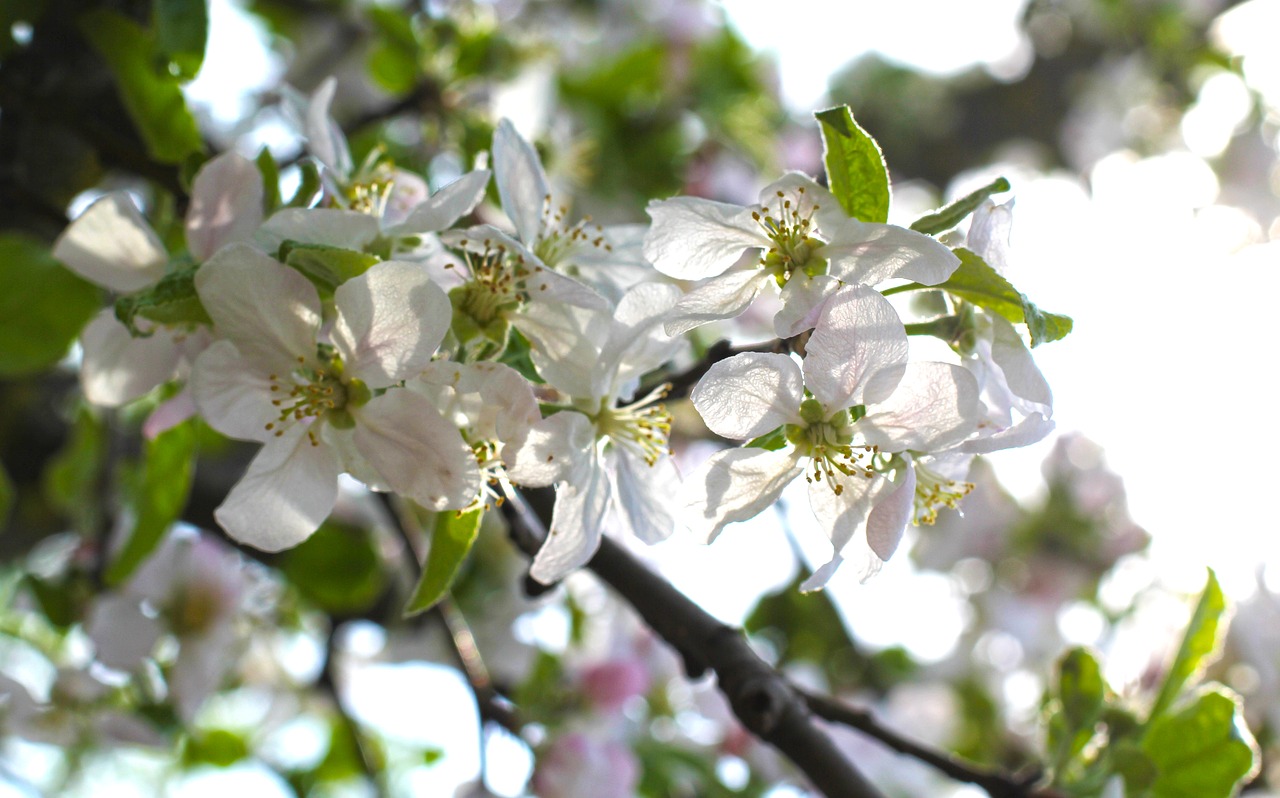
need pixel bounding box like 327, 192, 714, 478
935, 248, 1073, 347
815, 105, 890, 224
114, 263, 210, 335
1149, 570, 1227, 721
280, 522, 386, 614
0, 460, 13, 531
405, 508, 483, 616
106, 420, 197, 586
152, 0, 208, 80
744, 426, 787, 451
283, 243, 381, 294
1048, 648, 1108, 773
43, 406, 105, 535
1143, 687, 1257, 798
0, 234, 101, 376
909, 177, 1011, 235
79, 9, 204, 164
288, 161, 323, 208
182, 728, 248, 768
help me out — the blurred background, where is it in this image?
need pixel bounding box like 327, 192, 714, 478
1, 0, 1279, 795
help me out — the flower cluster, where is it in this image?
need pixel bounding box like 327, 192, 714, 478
53, 82, 1055, 590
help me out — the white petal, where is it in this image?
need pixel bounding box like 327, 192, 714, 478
524, 265, 610, 311
962, 413, 1055, 454
215, 426, 341, 551
190, 340, 278, 442
966, 200, 1013, 273
990, 314, 1052, 410
643, 196, 762, 280
682, 447, 802, 543
53, 193, 167, 292
664, 268, 772, 337
803, 469, 893, 589
610, 447, 679, 545
804, 285, 908, 411
79, 310, 183, 407
858, 362, 982, 452
691, 352, 803, 440
516, 302, 606, 399
332, 261, 448, 388
865, 462, 916, 562
759, 172, 831, 220
823, 220, 960, 286
195, 244, 321, 371
170, 623, 236, 723
306, 77, 353, 177
185, 152, 265, 261
352, 388, 481, 511
388, 169, 491, 236
530, 453, 611, 584
143, 389, 198, 439
505, 411, 595, 487
599, 282, 681, 396
419, 361, 540, 444
493, 119, 550, 246
774, 273, 839, 338
255, 207, 380, 254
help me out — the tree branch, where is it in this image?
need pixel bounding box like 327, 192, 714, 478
501, 490, 887, 798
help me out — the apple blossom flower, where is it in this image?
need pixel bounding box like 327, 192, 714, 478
491, 119, 655, 301
532, 731, 640, 798
191, 244, 480, 550
52, 152, 262, 411
682, 285, 981, 588
506, 283, 684, 583
644, 172, 960, 337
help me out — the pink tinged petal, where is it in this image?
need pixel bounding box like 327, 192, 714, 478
352, 389, 481, 511
143, 388, 197, 439
332, 261, 448, 388
190, 340, 278, 442
530, 453, 612, 584
682, 447, 803, 544
185, 152, 265, 261
609, 446, 679, 545
382, 169, 429, 226
170, 623, 236, 724
506, 411, 595, 487
306, 77, 352, 177
86, 595, 162, 671
858, 362, 982, 452
804, 285, 909, 411
493, 119, 550, 246
215, 425, 341, 551
799, 555, 845, 593
388, 169, 492, 236
664, 268, 773, 337
691, 352, 804, 440
195, 244, 321, 371
53, 193, 167, 292
822, 220, 960, 286
255, 207, 381, 253
774, 273, 839, 338
643, 196, 763, 280
79, 309, 183, 407
990, 314, 1052, 411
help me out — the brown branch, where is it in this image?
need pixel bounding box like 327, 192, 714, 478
502, 489, 887, 798
800, 689, 1054, 798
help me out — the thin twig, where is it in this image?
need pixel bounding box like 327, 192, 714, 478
800, 689, 1051, 798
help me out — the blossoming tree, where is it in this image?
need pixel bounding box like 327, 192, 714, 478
0, 1, 1265, 796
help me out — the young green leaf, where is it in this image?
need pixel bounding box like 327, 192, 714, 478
1142, 687, 1258, 798
43, 406, 105, 536
153, 0, 209, 81
283, 243, 382, 294
934, 248, 1073, 347
281, 522, 386, 613
114, 263, 210, 334
256, 147, 282, 215
815, 105, 890, 224
79, 9, 204, 164
909, 177, 1011, 236
1149, 569, 1227, 721
405, 508, 483, 616
1048, 647, 1108, 774
0, 233, 101, 376
744, 426, 787, 452
106, 420, 198, 586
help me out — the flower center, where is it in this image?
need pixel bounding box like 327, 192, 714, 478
345, 176, 395, 217
533, 193, 612, 269
594, 383, 673, 466
913, 461, 975, 525
264, 353, 367, 445
785, 401, 877, 496
753, 186, 824, 279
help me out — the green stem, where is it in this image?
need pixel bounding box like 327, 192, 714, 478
881, 282, 927, 297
